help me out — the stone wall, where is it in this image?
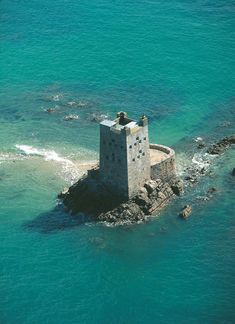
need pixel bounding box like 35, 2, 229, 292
150, 144, 176, 182
99, 118, 151, 199
126, 124, 150, 198
99, 123, 129, 198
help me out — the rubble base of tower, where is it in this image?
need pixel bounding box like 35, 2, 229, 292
58, 173, 184, 225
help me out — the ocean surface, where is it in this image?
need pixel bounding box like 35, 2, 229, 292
0, 0, 235, 323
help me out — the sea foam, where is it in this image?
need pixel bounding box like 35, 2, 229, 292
15, 144, 83, 183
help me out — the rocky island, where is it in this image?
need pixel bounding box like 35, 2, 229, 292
59, 112, 183, 224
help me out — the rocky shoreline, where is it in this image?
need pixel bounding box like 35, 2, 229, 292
206, 135, 235, 155
58, 134, 234, 225
58, 175, 183, 225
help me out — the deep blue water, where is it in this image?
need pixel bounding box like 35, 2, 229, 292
0, 0, 235, 323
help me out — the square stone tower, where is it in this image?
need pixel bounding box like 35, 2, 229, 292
99, 112, 151, 199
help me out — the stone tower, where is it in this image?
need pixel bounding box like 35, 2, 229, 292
99, 112, 151, 199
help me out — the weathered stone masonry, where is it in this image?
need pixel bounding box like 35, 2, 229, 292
99, 112, 150, 199
150, 144, 176, 182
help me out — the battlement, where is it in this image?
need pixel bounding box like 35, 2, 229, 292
100, 112, 148, 136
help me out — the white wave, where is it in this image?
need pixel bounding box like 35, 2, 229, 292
15, 144, 85, 183
15, 144, 73, 164
191, 152, 213, 170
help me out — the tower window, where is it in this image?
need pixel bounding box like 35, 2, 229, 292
132, 158, 135, 162
134, 142, 137, 146
129, 145, 132, 149
142, 152, 145, 156
139, 149, 142, 153
136, 136, 139, 140
137, 155, 140, 158
139, 140, 142, 143
144, 137, 146, 140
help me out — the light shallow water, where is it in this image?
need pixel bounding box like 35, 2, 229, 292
0, 0, 235, 323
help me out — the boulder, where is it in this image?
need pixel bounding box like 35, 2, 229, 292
207, 135, 235, 155
157, 191, 166, 200
179, 205, 192, 219
144, 180, 158, 194
171, 179, 184, 196
134, 193, 150, 206
58, 187, 69, 199
197, 142, 206, 149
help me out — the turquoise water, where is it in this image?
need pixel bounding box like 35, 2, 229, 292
1, 0, 235, 323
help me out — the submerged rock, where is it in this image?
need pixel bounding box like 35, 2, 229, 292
207, 135, 235, 155
63, 114, 79, 121
45, 107, 56, 113
207, 187, 217, 194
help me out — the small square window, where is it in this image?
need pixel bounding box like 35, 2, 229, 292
139, 140, 142, 143
144, 137, 146, 140
134, 143, 137, 146
137, 155, 140, 158
136, 136, 139, 140
142, 152, 145, 156
129, 145, 132, 149
139, 149, 142, 153
132, 158, 135, 162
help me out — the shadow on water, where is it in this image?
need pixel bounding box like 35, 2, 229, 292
23, 206, 91, 234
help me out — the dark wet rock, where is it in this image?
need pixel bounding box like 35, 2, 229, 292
59, 174, 180, 225
46, 108, 56, 113
179, 205, 192, 219
207, 135, 235, 155
171, 179, 184, 196
194, 137, 206, 149
197, 142, 206, 149
232, 168, 235, 176
207, 187, 217, 194
58, 187, 69, 199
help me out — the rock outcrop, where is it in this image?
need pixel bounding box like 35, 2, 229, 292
207, 135, 235, 155
179, 205, 192, 219
58, 175, 183, 225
